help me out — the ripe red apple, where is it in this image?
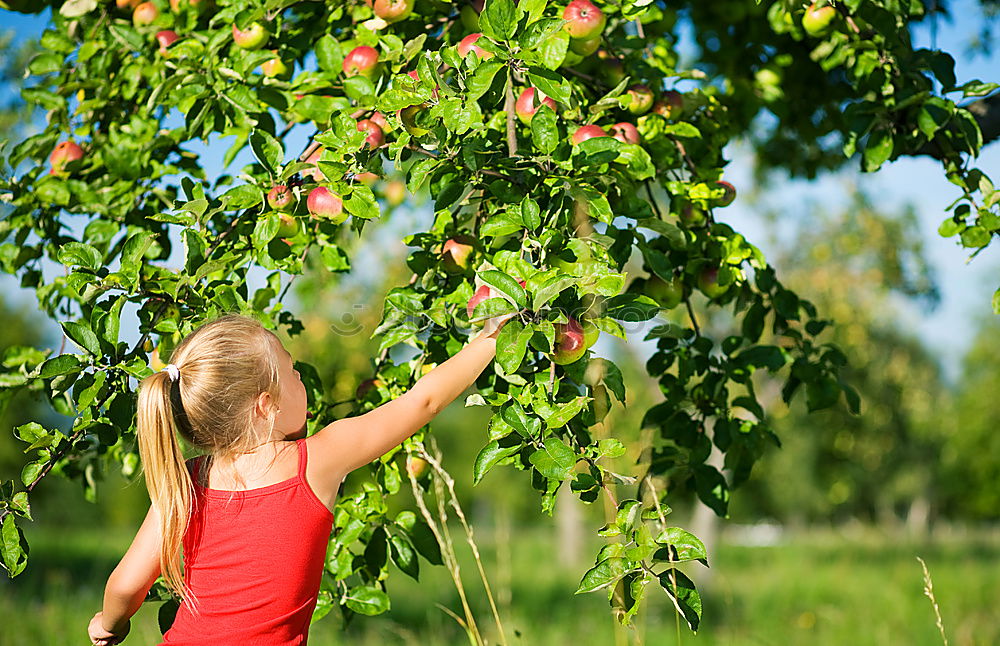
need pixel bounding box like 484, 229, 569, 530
356, 377, 384, 399
697, 265, 729, 299
652, 90, 683, 120
276, 213, 298, 238
406, 455, 430, 479
232, 22, 269, 50
571, 124, 610, 145
610, 122, 641, 145
117, 0, 141, 9
307, 186, 346, 224
49, 140, 84, 176
373, 0, 414, 23
132, 1, 158, 26
261, 53, 291, 79
267, 184, 295, 212
646, 274, 685, 309
563, 0, 605, 40
715, 181, 736, 207
802, 2, 836, 36
357, 119, 384, 148
569, 33, 601, 57
398, 103, 430, 137
515, 88, 558, 125
624, 84, 654, 116
457, 32, 493, 59
442, 236, 475, 274
343, 45, 380, 79
155, 30, 178, 55
405, 69, 440, 100
552, 316, 587, 365
369, 111, 391, 132
466, 279, 525, 324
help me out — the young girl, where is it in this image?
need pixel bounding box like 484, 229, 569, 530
87, 311, 512, 645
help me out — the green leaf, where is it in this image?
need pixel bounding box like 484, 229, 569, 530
806, 374, 841, 411
252, 212, 281, 249
119, 231, 156, 288
526, 67, 571, 105
466, 59, 504, 101
545, 396, 589, 428
389, 532, 419, 580
344, 585, 390, 616
60, 320, 101, 356
2, 514, 28, 578
345, 184, 380, 220
994, 287, 1000, 315
249, 129, 283, 175
576, 557, 628, 594
315, 34, 341, 73
862, 127, 893, 171
479, 269, 527, 308
657, 569, 702, 631
693, 465, 729, 517
473, 439, 522, 484
528, 437, 577, 480
531, 104, 559, 154
496, 319, 531, 374
58, 242, 103, 272
37, 354, 83, 379
480, 0, 517, 41
655, 527, 708, 563
221, 184, 263, 210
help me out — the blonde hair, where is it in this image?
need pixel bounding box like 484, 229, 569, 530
136, 313, 286, 611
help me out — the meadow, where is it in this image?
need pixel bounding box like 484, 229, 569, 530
3, 519, 996, 646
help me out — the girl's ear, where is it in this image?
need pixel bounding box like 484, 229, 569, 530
254, 391, 274, 419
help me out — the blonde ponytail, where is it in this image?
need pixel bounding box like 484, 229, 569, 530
137, 369, 198, 610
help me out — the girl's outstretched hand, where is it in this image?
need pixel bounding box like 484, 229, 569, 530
88, 612, 129, 646
477, 311, 519, 340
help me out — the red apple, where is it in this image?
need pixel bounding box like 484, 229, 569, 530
624, 84, 654, 116
515, 87, 558, 125
357, 119, 384, 148
49, 140, 84, 176
304, 147, 325, 182
373, 0, 414, 23
232, 22, 269, 50
553, 316, 587, 365
267, 184, 294, 212
405, 69, 439, 100
355, 171, 380, 185
155, 30, 178, 55
610, 122, 641, 145
307, 186, 346, 224
563, 0, 605, 40
457, 32, 493, 59
571, 124, 610, 145
715, 180, 736, 207
117, 0, 141, 9
652, 90, 683, 120
132, 1, 158, 26
383, 179, 406, 206
369, 111, 391, 132
343, 45, 380, 80
442, 236, 475, 274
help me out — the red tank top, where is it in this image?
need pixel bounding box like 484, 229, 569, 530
160, 438, 335, 646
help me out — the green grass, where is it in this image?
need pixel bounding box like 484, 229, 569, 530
2, 522, 997, 646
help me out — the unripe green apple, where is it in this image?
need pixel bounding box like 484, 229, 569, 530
569, 33, 601, 57
276, 213, 299, 239
398, 103, 430, 137
406, 455, 430, 479
261, 53, 291, 80
383, 179, 406, 206
646, 274, 685, 309
460, 4, 480, 31
802, 3, 836, 37
697, 265, 729, 299
677, 200, 707, 227
581, 317, 600, 349
624, 84, 655, 116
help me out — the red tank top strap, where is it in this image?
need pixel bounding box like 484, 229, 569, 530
295, 438, 307, 480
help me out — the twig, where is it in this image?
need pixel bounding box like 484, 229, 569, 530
504, 68, 518, 158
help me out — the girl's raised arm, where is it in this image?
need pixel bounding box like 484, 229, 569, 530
310, 314, 514, 476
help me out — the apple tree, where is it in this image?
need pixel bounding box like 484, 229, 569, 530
0, 0, 994, 635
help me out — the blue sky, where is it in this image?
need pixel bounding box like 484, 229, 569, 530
1, 2, 998, 386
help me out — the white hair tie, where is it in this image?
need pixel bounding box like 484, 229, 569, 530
162, 363, 180, 382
